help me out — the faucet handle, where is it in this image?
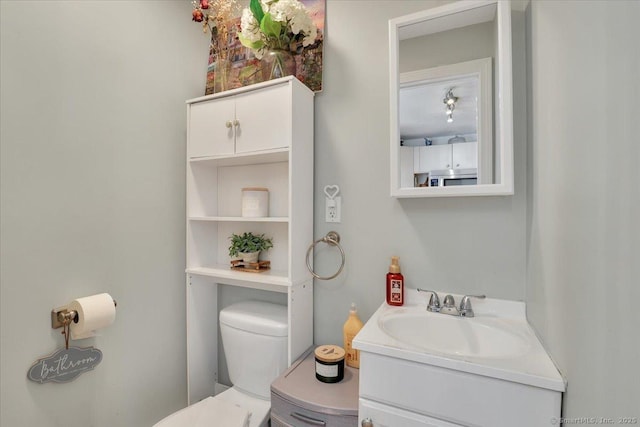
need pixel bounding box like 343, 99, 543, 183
440, 294, 460, 315
459, 294, 486, 317
417, 288, 441, 312
442, 294, 456, 308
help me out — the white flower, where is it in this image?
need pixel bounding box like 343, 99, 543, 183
288, 5, 317, 45
264, 0, 294, 22
302, 24, 317, 46
240, 8, 262, 44
240, 0, 317, 55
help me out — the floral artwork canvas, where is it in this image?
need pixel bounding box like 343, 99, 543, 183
200, 0, 325, 95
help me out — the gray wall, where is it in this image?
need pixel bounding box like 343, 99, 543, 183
526, 0, 640, 419
312, 1, 528, 345
399, 21, 495, 73
0, 1, 207, 426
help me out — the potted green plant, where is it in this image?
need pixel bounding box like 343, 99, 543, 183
228, 232, 273, 263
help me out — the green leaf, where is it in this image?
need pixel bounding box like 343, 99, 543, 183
238, 33, 264, 50
228, 232, 273, 257
260, 13, 282, 39
250, 0, 264, 25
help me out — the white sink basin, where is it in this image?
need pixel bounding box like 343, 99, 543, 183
354, 297, 566, 393
378, 308, 530, 359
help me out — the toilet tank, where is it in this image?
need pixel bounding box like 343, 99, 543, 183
220, 301, 288, 399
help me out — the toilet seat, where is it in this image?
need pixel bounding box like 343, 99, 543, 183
153, 395, 250, 427
215, 387, 271, 427
153, 388, 272, 427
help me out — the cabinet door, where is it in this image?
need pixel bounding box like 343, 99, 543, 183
272, 392, 358, 427
360, 399, 462, 427
234, 83, 290, 154
189, 97, 235, 158
399, 147, 415, 188
451, 142, 477, 169
417, 145, 452, 172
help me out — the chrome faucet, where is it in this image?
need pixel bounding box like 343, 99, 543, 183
416, 290, 486, 318
440, 294, 460, 316
459, 294, 486, 317
416, 288, 441, 312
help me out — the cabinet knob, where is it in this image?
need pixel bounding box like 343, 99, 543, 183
456, 163, 460, 167
446, 164, 451, 168
233, 119, 240, 127
225, 120, 233, 129
361, 418, 373, 427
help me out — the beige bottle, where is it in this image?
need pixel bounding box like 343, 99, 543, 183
343, 302, 364, 368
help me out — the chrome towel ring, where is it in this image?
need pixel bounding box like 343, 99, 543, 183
306, 231, 345, 280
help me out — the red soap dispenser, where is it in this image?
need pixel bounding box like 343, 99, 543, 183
386, 256, 404, 306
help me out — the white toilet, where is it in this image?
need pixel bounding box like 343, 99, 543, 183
154, 301, 288, 427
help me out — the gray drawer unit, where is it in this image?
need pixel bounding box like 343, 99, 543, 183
271, 349, 359, 427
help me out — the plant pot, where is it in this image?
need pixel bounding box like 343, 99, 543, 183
239, 251, 260, 264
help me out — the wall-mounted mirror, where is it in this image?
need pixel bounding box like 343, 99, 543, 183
390, 0, 514, 197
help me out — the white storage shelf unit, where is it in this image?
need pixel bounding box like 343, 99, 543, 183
185, 77, 314, 404
187, 153, 292, 291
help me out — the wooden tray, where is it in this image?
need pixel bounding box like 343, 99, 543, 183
230, 260, 271, 273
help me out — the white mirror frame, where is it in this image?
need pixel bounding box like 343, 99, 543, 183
390, 0, 514, 198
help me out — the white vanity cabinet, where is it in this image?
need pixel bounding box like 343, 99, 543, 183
357, 351, 561, 427
360, 398, 462, 427
185, 77, 314, 404
353, 299, 565, 427
415, 142, 478, 173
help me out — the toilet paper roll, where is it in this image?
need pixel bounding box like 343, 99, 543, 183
68, 293, 116, 340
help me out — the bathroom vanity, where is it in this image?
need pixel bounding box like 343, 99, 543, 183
353, 292, 565, 427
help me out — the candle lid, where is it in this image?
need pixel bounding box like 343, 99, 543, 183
314, 345, 345, 363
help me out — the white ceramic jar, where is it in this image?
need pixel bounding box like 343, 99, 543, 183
241, 187, 269, 217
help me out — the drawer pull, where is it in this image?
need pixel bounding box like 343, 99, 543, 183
290, 412, 326, 425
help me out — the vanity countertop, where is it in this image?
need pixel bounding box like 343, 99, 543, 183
353, 291, 565, 392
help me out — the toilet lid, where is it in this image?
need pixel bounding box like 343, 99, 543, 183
154, 396, 250, 427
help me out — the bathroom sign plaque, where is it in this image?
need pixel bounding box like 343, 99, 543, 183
27, 346, 103, 384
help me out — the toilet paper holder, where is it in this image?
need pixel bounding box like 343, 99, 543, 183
51, 299, 117, 329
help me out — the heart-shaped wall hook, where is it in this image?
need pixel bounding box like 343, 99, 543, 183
323, 185, 340, 200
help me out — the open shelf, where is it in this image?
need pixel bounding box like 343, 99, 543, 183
188, 221, 288, 274
188, 160, 289, 218
188, 216, 289, 223
189, 148, 289, 167
186, 266, 290, 293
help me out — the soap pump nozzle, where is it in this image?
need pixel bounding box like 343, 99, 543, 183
389, 256, 401, 274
